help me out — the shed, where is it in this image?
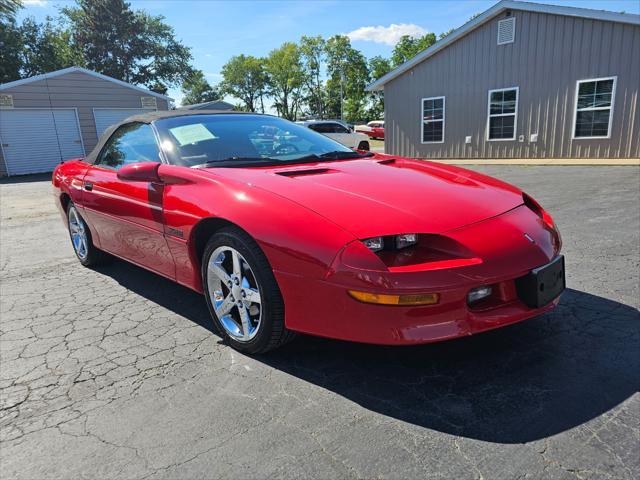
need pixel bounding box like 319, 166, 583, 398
0, 66, 172, 176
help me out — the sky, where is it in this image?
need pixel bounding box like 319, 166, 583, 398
17, 0, 640, 105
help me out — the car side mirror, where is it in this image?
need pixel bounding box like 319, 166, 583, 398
117, 162, 162, 183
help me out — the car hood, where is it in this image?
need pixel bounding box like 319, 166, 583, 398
209, 157, 524, 238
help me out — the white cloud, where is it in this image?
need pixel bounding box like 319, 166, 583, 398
23, 0, 48, 6
205, 72, 222, 80
346, 23, 428, 46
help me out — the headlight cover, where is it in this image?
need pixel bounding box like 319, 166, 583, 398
395, 233, 418, 249
362, 236, 384, 252
342, 234, 480, 272
362, 234, 418, 252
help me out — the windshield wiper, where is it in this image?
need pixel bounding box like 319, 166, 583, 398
192, 151, 374, 169
283, 151, 374, 164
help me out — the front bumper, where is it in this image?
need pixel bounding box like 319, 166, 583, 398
276, 205, 563, 345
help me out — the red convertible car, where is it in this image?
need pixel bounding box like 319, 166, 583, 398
53, 111, 565, 353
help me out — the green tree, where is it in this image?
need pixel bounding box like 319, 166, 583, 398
180, 69, 221, 106
61, 0, 192, 90
299, 35, 326, 118
440, 13, 481, 39
220, 54, 267, 112
19, 17, 83, 77
367, 55, 391, 120
0, 0, 21, 20
439, 28, 455, 40
391, 32, 436, 67
0, 0, 23, 82
0, 18, 22, 83
264, 42, 306, 120
325, 35, 369, 122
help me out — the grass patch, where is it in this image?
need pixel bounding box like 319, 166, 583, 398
369, 139, 384, 150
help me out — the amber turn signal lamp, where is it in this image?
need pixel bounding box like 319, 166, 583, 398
348, 290, 439, 306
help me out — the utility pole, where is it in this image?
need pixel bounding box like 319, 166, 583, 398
340, 67, 344, 122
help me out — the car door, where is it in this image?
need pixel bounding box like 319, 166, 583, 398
327, 122, 356, 148
80, 122, 175, 278
310, 123, 354, 148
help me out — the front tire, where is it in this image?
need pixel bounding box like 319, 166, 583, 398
357, 141, 370, 151
202, 227, 295, 354
67, 202, 105, 267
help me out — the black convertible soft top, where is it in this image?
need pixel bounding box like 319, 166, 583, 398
86, 109, 258, 164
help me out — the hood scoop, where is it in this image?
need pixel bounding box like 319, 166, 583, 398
276, 168, 335, 178
377, 158, 396, 165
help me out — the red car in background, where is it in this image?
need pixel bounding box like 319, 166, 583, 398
53, 111, 565, 354
356, 120, 385, 140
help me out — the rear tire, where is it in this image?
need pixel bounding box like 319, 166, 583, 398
201, 226, 296, 354
66, 202, 106, 267
357, 141, 370, 151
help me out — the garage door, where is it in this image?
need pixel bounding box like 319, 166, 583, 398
0, 109, 84, 176
93, 109, 154, 138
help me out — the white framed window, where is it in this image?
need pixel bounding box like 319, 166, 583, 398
497, 17, 516, 45
421, 96, 445, 143
487, 87, 518, 141
572, 76, 616, 139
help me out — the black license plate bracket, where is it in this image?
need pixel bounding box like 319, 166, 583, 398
516, 255, 565, 308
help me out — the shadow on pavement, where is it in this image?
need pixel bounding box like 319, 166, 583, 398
0, 172, 53, 184
96, 258, 640, 444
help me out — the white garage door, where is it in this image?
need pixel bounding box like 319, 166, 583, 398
0, 109, 84, 176
93, 109, 154, 138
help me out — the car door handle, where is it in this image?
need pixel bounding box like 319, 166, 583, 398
84, 182, 93, 191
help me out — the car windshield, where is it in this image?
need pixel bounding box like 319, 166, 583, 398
154, 114, 367, 168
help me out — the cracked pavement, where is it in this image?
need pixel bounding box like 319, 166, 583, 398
1, 166, 639, 479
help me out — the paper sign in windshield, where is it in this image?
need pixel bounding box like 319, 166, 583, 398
170, 124, 216, 145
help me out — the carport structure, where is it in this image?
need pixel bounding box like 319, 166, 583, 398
0, 67, 172, 176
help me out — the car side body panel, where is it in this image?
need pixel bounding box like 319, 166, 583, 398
52, 159, 90, 216
81, 165, 175, 278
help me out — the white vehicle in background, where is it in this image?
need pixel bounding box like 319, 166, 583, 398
296, 120, 370, 151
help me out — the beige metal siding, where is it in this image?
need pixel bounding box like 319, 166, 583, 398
0, 71, 168, 175
385, 10, 640, 159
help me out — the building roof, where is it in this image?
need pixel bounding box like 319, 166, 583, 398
0, 66, 174, 101
367, 0, 640, 92
178, 100, 235, 110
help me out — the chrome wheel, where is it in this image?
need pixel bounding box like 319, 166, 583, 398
206, 246, 262, 342
68, 206, 89, 260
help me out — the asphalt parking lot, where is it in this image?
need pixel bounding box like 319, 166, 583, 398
1, 166, 639, 479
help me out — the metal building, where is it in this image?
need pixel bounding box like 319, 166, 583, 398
0, 67, 171, 176
367, 0, 640, 159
